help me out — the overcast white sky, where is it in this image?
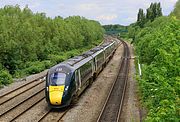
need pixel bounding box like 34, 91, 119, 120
0, 0, 178, 25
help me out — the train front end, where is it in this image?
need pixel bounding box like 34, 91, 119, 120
45, 65, 75, 108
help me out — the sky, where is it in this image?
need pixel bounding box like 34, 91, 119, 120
0, 0, 178, 25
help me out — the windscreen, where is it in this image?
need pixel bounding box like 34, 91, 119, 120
50, 72, 66, 86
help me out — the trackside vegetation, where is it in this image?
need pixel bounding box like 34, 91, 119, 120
170, 0, 180, 20
128, 2, 180, 121
0, 5, 104, 86
135, 16, 179, 121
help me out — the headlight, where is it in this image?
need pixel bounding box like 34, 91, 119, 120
65, 86, 69, 91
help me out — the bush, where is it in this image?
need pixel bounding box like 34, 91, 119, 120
48, 54, 67, 64
0, 70, 13, 86
134, 17, 180, 121
24, 61, 46, 74
42, 60, 55, 69
66, 50, 80, 58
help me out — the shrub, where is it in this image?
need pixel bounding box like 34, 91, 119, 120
24, 61, 45, 74
0, 70, 13, 86
48, 54, 67, 64
42, 60, 55, 69
135, 17, 180, 121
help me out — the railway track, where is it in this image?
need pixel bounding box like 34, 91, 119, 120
97, 40, 130, 122
0, 75, 46, 121
38, 108, 70, 122
0, 79, 44, 106
0, 76, 45, 98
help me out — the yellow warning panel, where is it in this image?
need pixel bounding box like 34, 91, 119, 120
49, 85, 65, 105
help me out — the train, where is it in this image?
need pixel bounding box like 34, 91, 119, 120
45, 38, 120, 108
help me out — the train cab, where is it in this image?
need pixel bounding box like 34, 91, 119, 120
45, 64, 76, 108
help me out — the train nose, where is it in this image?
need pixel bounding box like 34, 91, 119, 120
49, 85, 65, 105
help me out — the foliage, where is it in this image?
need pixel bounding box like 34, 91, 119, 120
137, 9, 146, 28
136, 2, 162, 28
135, 16, 180, 121
0, 70, 13, 86
171, 0, 180, 20
127, 23, 140, 42
126, 2, 163, 42
146, 2, 162, 22
0, 5, 104, 86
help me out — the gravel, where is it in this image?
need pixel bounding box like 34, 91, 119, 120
0, 90, 45, 121
15, 99, 50, 122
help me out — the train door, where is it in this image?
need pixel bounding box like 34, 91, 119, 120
91, 59, 95, 76
78, 70, 81, 89
103, 49, 106, 63
75, 70, 81, 91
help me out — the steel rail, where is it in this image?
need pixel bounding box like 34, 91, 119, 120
0, 80, 44, 105
37, 108, 70, 122
0, 87, 45, 117
10, 97, 45, 122
37, 109, 52, 122
57, 109, 70, 122
0, 76, 45, 98
97, 40, 130, 122
117, 41, 130, 121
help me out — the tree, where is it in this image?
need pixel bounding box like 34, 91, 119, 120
137, 8, 146, 27
146, 2, 163, 22
157, 2, 163, 17
171, 0, 180, 19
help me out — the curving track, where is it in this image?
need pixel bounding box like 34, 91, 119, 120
97, 40, 130, 122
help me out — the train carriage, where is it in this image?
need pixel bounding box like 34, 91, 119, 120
103, 41, 116, 63
45, 39, 119, 108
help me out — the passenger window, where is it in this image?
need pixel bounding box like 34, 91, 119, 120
80, 62, 92, 83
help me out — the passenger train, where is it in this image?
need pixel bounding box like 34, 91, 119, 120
45, 38, 120, 108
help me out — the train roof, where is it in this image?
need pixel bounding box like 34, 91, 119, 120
63, 43, 111, 67
48, 63, 73, 75
64, 47, 103, 69
48, 41, 116, 74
